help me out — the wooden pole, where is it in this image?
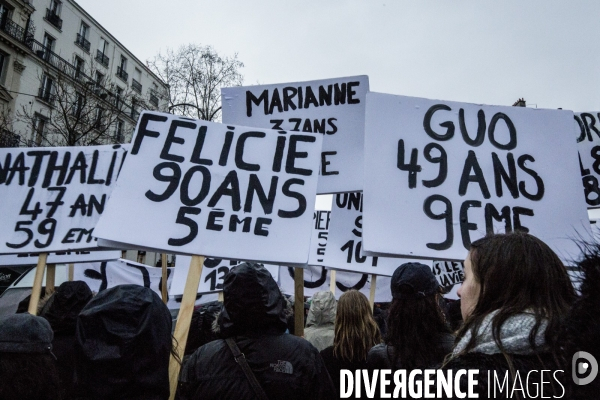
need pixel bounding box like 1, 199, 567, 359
68, 263, 74, 281
46, 263, 56, 294
294, 267, 304, 337
217, 291, 224, 302
28, 253, 48, 315
161, 253, 168, 304
168, 255, 204, 400
329, 269, 336, 294
369, 274, 377, 312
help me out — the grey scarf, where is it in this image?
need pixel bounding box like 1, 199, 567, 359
453, 311, 547, 356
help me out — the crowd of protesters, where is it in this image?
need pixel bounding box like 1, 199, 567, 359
1, 231, 599, 399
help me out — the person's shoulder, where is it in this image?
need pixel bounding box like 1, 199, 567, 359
320, 345, 334, 360
367, 343, 390, 368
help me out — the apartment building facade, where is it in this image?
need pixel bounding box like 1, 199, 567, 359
0, 0, 168, 147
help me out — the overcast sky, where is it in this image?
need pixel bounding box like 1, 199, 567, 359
77, 0, 599, 112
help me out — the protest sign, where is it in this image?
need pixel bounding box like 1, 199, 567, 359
94, 112, 322, 266
0, 145, 128, 254
171, 255, 279, 295
0, 250, 121, 266
222, 76, 369, 194
308, 210, 330, 265
575, 112, 600, 208
325, 192, 429, 276
363, 93, 591, 261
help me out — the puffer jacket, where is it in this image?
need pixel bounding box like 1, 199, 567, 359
74, 285, 172, 400
304, 291, 336, 352
178, 263, 336, 400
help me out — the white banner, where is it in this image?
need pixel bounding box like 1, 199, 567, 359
575, 112, 600, 209
0, 250, 121, 266
94, 112, 322, 266
0, 145, 128, 254
222, 76, 369, 194
363, 93, 591, 261
325, 192, 429, 276
171, 255, 279, 295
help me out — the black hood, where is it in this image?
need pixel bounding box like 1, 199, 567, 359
75, 285, 171, 400
43, 281, 92, 334
219, 263, 287, 337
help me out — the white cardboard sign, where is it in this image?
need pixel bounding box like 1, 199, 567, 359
325, 192, 430, 276
94, 112, 322, 265
574, 112, 600, 208
363, 93, 591, 261
222, 76, 369, 194
171, 255, 279, 295
0, 250, 121, 266
308, 210, 330, 265
0, 145, 128, 254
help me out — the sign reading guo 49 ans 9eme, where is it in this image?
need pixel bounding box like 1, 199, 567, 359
221, 76, 368, 194
94, 112, 322, 266
575, 111, 600, 208
0, 145, 128, 254
362, 93, 591, 262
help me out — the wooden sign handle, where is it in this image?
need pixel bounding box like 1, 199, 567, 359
68, 263, 74, 281
168, 255, 204, 400
294, 267, 304, 337
369, 274, 377, 312
28, 253, 48, 315
46, 263, 56, 294
161, 253, 168, 304
329, 269, 336, 294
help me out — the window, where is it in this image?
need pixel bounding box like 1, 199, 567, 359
0, 51, 8, 85
115, 119, 124, 143
32, 114, 48, 146
42, 33, 55, 60
39, 74, 54, 103
115, 86, 123, 107
0, 4, 13, 28
79, 22, 88, 39
49, 0, 61, 16
116, 55, 128, 81
71, 92, 83, 117
132, 68, 142, 93
119, 56, 127, 70
74, 55, 84, 78
100, 38, 109, 54
94, 106, 104, 129
95, 71, 104, 85
76, 22, 90, 52
130, 98, 138, 120
46, 0, 62, 29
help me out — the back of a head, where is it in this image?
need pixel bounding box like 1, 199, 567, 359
75, 284, 172, 400
0, 313, 60, 400
386, 263, 449, 369
306, 290, 336, 328
44, 280, 93, 334
462, 231, 575, 352
334, 290, 381, 362
219, 263, 287, 336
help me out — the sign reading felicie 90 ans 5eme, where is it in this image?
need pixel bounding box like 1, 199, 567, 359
94, 111, 323, 266
362, 93, 591, 262
221, 75, 369, 194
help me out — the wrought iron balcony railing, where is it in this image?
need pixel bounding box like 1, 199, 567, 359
95, 49, 109, 67
75, 33, 90, 52
116, 66, 128, 82
45, 9, 62, 30
132, 79, 142, 94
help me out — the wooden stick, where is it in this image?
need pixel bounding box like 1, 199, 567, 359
294, 267, 304, 337
68, 263, 74, 281
329, 269, 336, 294
168, 255, 204, 400
369, 274, 377, 312
46, 263, 56, 294
161, 254, 168, 304
217, 291, 224, 302
28, 253, 48, 315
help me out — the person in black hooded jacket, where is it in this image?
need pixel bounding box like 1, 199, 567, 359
42, 281, 93, 400
177, 262, 336, 400
73, 284, 172, 400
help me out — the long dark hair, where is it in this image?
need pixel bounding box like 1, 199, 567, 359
455, 231, 576, 357
385, 287, 450, 369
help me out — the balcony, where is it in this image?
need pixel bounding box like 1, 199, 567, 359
75, 33, 90, 52
116, 66, 128, 82
30, 39, 93, 83
37, 86, 55, 105
95, 49, 109, 67
0, 130, 20, 148
0, 17, 34, 45
45, 9, 62, 30
132, 79, 142, 94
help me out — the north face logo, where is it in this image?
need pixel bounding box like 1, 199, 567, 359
270, 360, 293, 374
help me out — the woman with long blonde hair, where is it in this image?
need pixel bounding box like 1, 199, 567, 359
319, 290, 381, 396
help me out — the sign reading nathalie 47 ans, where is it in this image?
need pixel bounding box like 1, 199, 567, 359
94, 112, 322, 266
222, 76, 369, 194
0, 144, 127, 254
362, 93, 591, 262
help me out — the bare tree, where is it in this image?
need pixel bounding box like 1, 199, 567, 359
17, 57, 138, 147
147, 44, 244, 121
